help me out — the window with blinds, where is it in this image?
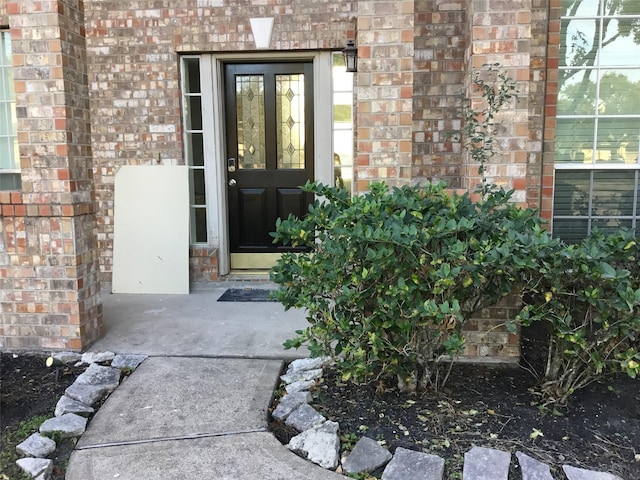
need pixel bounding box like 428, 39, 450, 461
552, 0, 640, 241
0, 31, 20, 191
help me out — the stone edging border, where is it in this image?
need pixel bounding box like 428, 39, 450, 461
272, 357, 626, 480
14, 351, 147, 480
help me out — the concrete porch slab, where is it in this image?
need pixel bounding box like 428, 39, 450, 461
90, 282, 310, 359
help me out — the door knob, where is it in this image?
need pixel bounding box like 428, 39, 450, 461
228, 178, 237, 187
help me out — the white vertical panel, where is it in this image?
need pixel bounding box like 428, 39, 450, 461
112, 166, 189, 294
315, 52, 334, 187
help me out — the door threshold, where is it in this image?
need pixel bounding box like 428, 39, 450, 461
230, 252, 281, 270
222, 271, 273, 282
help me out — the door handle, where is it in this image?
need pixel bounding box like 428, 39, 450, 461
227, 158, 236, 172
228, 178, 237, 187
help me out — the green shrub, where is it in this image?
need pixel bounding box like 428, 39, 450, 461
270, 181, 553, 391
519, 229, 640, 406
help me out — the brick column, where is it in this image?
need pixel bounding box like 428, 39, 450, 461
0, 0, 102, 351
412, 0, 467, 188
355, 0, 415, 191
462, 0, 533, 206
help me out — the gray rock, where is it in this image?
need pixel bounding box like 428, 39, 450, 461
382, 447, 445, 480
16, 433, 56, 458
52, 352, 82, 365
288, 421, 340, 469
285, 403, 326, 432
54, 395, 95, 417
285, 379, 315, 394
316, 420, 339, 435
40, 413, 88, 438
64, 383, 108, 406
16, 457, 53, 479
563, 465, 623, 480
280, 368, 323, 385
111, 354, 147, 370
286, 357, 332, 375
81, 351, 115, 364
272, 391, 312, 421
463, 446, 510, 480
516, 452, 553, 480
343, 436, 392, 474
74, 363, 121, 391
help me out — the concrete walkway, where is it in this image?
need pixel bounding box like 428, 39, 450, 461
66, 282, 344, 480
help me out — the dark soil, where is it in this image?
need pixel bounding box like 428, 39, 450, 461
271, 364, 640, 479
0, 353, 89, 480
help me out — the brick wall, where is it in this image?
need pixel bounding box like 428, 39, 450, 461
0, 0, 102, 351
412, 0, 466, 188
0, 0, 555, 360
461, 0, 535, 206
461, 295, 522, 360
354, 1, 415, 191
83, 0, 357, 283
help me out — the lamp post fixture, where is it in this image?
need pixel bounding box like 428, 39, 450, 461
343, 40, 358, 73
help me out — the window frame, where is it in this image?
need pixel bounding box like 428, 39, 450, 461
0, 29, 20, 191
552, 0, 640, 240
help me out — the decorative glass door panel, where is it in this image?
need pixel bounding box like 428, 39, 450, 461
235, 75, 266, 170
276, 74, 305, 169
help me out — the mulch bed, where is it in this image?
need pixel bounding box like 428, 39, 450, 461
271, 363, 640, 479
1, 353, 88, 480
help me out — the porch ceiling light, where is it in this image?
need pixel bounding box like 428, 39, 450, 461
343, 40, 358, 73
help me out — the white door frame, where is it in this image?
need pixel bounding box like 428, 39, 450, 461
202, 52, 334, 276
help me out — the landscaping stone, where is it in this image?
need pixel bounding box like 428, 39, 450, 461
54, 395, 95, 417
81, 351, 115, 364
285, 403, 326, 431
563, 465, 624, 480
463, 446, 510, 480
288, 421, 340, 470
516, 452, 554, 480
272, 391, 311, 421
52, 352, 82, 365
74, 363, 121, 391
39, 413, 88, 438
285, 356, 331, 375
111, 353, 147, 370
280, 368, 323, 385
285, 379, 315, 394
16, 433, 56, 458
381, 447, 445, 480
16, 457, 53, 480
64, 383, 108, 406
342, 436, 392, 474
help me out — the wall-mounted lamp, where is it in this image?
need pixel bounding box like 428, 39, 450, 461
343, 40, 358, 73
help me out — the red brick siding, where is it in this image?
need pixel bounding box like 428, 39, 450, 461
354, 0, 415, 191
0, 0, 102, 352
412, 0, 467, 188
83, 0, 357, 282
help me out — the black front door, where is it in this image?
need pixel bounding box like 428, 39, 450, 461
224, 62, 314, 254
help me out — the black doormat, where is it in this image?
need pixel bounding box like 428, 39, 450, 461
217, 288, 278, 302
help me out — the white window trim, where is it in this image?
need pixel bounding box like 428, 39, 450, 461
191, 52, 334, 276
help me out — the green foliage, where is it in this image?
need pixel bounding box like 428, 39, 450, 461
271, 181, 552, 391
519, 229, 640, 405
462, 64, 518, 196
272, 62, 638, 408
0, 415, 50, 480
